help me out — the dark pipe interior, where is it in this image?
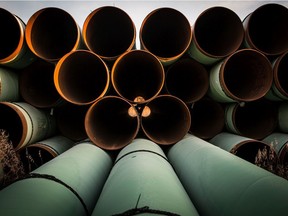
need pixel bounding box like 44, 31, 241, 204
84, 6, 135, 58
194, 6, 244, 57
85, 97, 139, 150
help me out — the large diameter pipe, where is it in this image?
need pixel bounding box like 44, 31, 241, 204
140, 7, 192, 66
188, 6, 244, 65
82, 6, 136, 62
19, 135, 75, 173
54, 50, 110, 105
189, 97, 224, 140
0, 67, 19, 102
0, 142, 113, 216
225, 99, 277, 140
209, 49, 273, 103
165, 58, 209, 104
25, 7, 84, 63
0, 8, 36, 69
0, 102, 57, 151
278, 102, 288, 133
265, 51, 288, 101
210, 132, 271, 164
141, 95, 190, 145
167, 134, 288, 216
243, 3, 288, 56
92, 138, 199, 216
85, 96, 140, 150
20, 60, 64, 108
112, 50, 164, 104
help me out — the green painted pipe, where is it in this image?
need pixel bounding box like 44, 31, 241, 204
140, 7, 192, 66
243, 3, 288, 56
25, 7, 85, 63
0, 8, 36, 69
210, 132, 270, 163
278, 102, 288, 133
224, 99, 277, 140
188, 6, 243, 65
92, 138, 199, 216
0, 67, 19, 102
208, 49, 273, 103
0, 142, 113, 216
167, 134, 288, 216
82, 6, 136, 62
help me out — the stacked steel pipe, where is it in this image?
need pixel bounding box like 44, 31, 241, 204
0, 3, 288, 215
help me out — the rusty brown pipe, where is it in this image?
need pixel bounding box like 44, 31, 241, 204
0, 8, 35, 68
112, 50, 164, 104
54, 50, 109, 105
141, 95, 190, 145
25, 7, 84, 62
140, 7, 192, 65
188, 6, 244, 65
189, 97, 225, 140
165, 58, 209, 104
20, 60, 64, 108
82, 6, 136, 62
243, 3, 288, 56
85, 96, 140, 150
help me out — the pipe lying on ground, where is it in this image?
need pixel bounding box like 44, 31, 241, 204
263, 132, 288, 165
167, 134, 288, 216
210, 132, 271, 163
141, 95, 190, 145
19, 135, 75, 173
54, 103, 89, 141
0, 8, 35, 68
209, 49, 273, 103
189, 97, 224, 140
112, 50, 164, 104
92, 138, 199, 216
54, 50, 110, 105
140, 7, 192, 65
225, 99, 277, 140
82, 6, 136, 62
165, 58, 209, 104
0, 67, 19, 102
85, 96, 140, 150
0, 142, 113, 216
0, 102, 57, 151
20, 60, 64, 108
243, 3, 288, 57
265, 51, 288, 101
188, 6, 244, 65
25, 7, 84, 63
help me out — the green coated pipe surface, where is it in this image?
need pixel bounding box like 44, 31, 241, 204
167, 134, 288, 216
0, 67, 19, 102
0, 142, 113, 216
278, 102, 288, 133
92, 138, 199, 216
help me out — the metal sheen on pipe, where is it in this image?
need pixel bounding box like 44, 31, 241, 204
0, 8, 36, 68
210, 132, 271, 163
112, 50, 164, 104
209, 49, 273, 103
141, 94, 190, 145
140, 7, 192, 66
225, 99, 277, 140
243, 3, 288, 56
0, 142, 113, 216
25, 7, 84, 62
0, 67, 19, 102
82, 6, 136, 62
165, 58, 209, 104
92, 138, 199, 216
54, 50, 110, 105
20, 60, 64, 108
167, 134, 288, 216
85, 96, 140, 150
188, 6, 244, 65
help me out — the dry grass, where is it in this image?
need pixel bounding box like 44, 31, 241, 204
0, 129, 25, 188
